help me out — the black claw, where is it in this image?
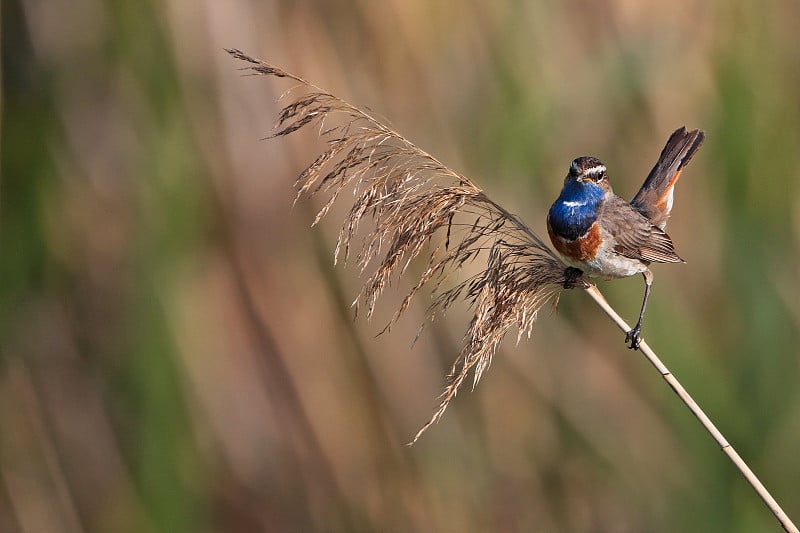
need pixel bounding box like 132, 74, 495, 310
625, 325, 642, 350
563, 267, 586, 289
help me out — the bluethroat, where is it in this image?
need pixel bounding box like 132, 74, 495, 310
547, 127, 705, 349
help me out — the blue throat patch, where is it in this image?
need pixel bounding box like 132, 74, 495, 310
548, 180, 605, 240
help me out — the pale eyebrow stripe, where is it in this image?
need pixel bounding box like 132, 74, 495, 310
584, 165, 606, 175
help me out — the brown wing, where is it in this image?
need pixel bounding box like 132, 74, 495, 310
599, 196, 684, 264
630, 127, 705, 229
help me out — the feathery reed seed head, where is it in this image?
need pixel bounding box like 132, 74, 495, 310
227, 49, 588, 443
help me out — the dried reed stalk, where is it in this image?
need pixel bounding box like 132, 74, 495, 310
227, 49, 796, 532
585, 287, 798, 533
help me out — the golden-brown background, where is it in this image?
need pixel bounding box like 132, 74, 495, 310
2, 1, 799, 531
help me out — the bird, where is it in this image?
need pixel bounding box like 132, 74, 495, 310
547, 127, 705, 349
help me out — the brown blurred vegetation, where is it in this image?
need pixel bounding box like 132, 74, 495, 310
2, 1, 799, 532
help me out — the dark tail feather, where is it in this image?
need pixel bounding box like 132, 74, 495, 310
630, 127, 705, 229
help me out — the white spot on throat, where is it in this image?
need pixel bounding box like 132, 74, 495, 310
562, 200, 587, 208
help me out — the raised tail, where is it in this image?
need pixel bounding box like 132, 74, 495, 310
630, 127, 705, 229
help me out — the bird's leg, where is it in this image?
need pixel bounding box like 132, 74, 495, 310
625, 269, 653, 350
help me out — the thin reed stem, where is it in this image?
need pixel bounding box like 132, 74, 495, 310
584, 285, 798, 533
227, 49, 798, 531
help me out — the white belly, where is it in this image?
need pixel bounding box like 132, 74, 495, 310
581, 247, 648, 279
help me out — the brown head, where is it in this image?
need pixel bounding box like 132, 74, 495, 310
566, 156, 613, 193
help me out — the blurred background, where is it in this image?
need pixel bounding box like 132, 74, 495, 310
2, 0, 799, 531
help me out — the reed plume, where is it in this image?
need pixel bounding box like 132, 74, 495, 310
226, 49, 588, 442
